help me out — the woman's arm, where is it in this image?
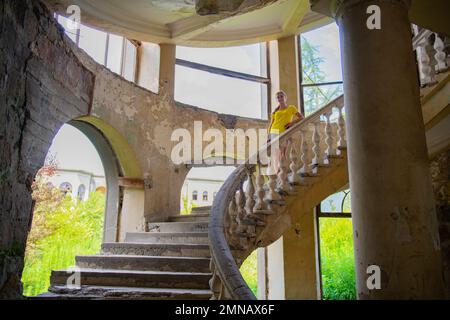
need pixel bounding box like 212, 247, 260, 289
285, 111, 304, 129
267, 117, 275, 142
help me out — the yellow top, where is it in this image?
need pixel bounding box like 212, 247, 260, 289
270, 105, 298, 134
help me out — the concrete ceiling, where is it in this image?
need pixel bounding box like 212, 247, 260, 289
43, 0, 330, 47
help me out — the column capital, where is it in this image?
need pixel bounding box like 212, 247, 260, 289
310, 0, 411, 19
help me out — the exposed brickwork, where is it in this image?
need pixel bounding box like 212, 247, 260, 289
0, 0, 94, 298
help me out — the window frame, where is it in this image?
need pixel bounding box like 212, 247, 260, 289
55, 14, 138, 83
192, 191, 198, 201
175, 43, 272, 119
314, 189, 352, 299
297, 34, 344, 115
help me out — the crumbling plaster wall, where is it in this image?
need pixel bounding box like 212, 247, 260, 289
0, 0, 94, 298
0, 0, 267, 298
71, 39, 267, 223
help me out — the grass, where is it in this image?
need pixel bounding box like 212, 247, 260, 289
319, 218, 356, 300
240, 250, 258, 296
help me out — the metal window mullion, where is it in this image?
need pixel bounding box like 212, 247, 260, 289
120, 37, 126, 77
104, 33, 110, 67
175, 58, 270, 84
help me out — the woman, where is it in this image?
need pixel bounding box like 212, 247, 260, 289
267, 91, 304, 173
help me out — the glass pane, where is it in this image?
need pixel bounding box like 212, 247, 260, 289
138, 42, 160, 94
177, 43, 266, 77
123, 40, 137, 82
321, 189, 351, 213
301, 23, 342, 84
302, 83, 343, 116
57, 15, 78, 43
79, 24, 107, 65
319, 218, 356, 300
175, 65, 265, 119
106, 34, 124, 75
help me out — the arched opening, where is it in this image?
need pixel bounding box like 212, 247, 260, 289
180, 166, 235, 214
21, 120, 122, 297
179, 164, 258, 295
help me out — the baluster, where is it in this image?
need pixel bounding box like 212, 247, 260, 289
237, 179, 255, 244
311, 119, 322, 174
416, 35, 436, 86
277, 141, 290, 193
299, 128, 310, 175
245, 167, 256, 216
288, 139, 301, 185
228, 195, 238, 236
337, 105, 346, 154
264, 158, 281, 204
434, 33, 448, 73
209, 260, 221, 300
253, 162, 267, 212
324, 110, 335, 163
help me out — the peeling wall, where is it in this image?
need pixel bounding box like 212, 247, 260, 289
0, 0, 94, 298
0, 0, 267, 298
71, 40, 267, 223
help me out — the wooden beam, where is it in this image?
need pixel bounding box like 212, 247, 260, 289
176, 58, 270, 84
118, 177, 145, 189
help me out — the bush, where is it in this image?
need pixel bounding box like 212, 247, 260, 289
240, 250, 258, 296
22, 178, 105, 297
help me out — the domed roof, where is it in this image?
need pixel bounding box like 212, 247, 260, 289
44, 0, 329, 47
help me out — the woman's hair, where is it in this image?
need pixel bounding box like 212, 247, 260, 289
273, 91, 287, 114
276, 90, 287, 98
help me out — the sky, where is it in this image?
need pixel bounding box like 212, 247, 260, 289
47, 125, 105, 176
50, 19, 342, 182
301, 23, 342, 82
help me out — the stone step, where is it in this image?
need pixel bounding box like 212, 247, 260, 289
147, 221, 209, 233
101, 242, 211, 258
50, 269, 211, 290
168, 214, 210, 222
191, 206, 211, 214
76, 255, 211, 273
125, 232, 209, 244
45, 285, 211, 300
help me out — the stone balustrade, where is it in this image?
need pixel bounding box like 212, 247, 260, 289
413, 27, 449, 87
208, 96, 346, 300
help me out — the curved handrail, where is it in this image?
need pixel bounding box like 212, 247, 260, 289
208, 95, 345, 300
208, 24, 447, 300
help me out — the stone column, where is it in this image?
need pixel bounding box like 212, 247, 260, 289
269, 36, 301, 110
159, 44, 176, 100
336, 0, 445, 298
264, 35, 320, 299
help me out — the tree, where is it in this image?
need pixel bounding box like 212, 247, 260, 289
301, 36, 342, 115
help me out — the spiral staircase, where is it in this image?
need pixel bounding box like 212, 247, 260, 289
36, 27, 449, 300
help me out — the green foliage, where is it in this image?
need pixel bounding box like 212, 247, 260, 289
21, 173, 105, 297
320, 218, 356, 300
180, 194, 198, 215
240, 250, 258, 296
301, 36, 343, 116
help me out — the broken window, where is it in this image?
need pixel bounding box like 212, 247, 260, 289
175, 43, 269, 120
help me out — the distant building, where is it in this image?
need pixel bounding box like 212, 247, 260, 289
48, 169, 106, 201
180, 177, 224, 210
